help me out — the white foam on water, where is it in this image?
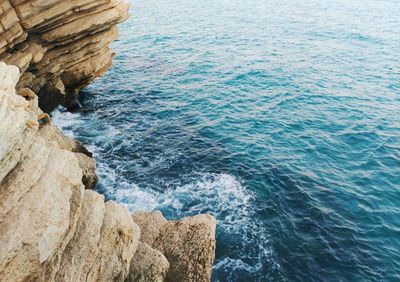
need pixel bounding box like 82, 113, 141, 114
214, 257, 258, 273
96, 160, 160, 211
51, 107, 82, 138
115, 183, 160, 211
52, 109, 278, 275
156, 173, 278, 274
158, 173, 253, 230
93, 170, 278, 274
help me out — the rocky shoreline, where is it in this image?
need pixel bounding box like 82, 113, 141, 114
0, 1, 216, 281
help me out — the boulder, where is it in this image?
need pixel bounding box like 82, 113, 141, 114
76, 153, 98, 189
127, 242, 170, 282
132, 212, 217, 282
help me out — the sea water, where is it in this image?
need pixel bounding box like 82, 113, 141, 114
53, 0, 400, 280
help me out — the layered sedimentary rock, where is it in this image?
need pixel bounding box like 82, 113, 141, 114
0, 0, 129, 112
0, 62, 217, 281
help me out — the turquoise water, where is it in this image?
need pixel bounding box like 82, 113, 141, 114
53, 0, 400, 281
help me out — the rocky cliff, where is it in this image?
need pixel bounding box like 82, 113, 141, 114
0, 1, 216, 281
0, 0, 130, 112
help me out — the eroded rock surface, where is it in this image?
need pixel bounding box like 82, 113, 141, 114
0, 62, 140, 281
132, 211, 217, 282
127, 242, 170, 282
0, 0, 130, 112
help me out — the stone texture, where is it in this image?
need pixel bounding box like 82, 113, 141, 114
76, 153, 98, 189
45, 126, 98, 189
0, 62, 84, 281
86, 201, 140, 282
0, 62, 33, 181
0, 0, 27, 53
57, 193, 140, 282
0, 62, 139, 282
132, 211, 168, 246
0, 0, 130, 112
132, 212, 217, 282
127, 242, 170, 282
56, 190, 106, 282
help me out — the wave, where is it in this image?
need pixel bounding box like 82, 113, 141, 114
116, 172, 280, 279
51, 108, 82, 138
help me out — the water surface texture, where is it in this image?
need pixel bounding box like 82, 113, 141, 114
53, 0, 400, 280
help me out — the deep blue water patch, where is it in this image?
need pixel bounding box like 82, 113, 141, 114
53, 0, 400, 281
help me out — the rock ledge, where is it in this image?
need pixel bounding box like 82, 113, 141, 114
0, 0, 130, 112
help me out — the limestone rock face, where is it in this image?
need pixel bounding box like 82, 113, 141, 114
0, 62, 84, 281
0, 0, 130, 112
0, 62, 140, 282
132, 212, 217, 282
127, 242, 170, 282
75, 153, 98, 189
132, 211, 168, 246
56, 190, 106, 282
86, 201, 140, 282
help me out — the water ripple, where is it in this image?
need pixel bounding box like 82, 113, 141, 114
53, 0, 400, 281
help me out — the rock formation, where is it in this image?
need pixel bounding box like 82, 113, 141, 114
0, 1, 217, 280
132, 211, 217, 282
0, 0, 130, 112
0, 61, 217, 281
